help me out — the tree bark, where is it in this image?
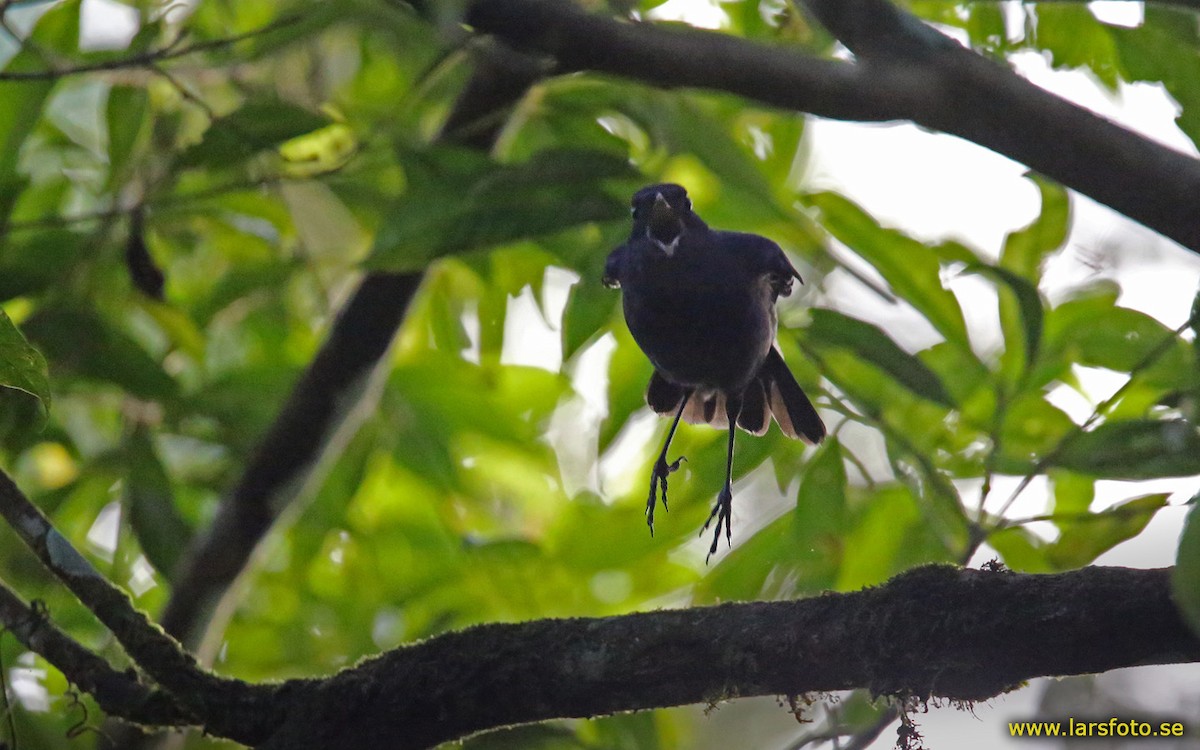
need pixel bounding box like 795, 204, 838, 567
258, 566, 1200, 749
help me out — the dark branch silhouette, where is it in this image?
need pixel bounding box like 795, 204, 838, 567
465, 0, 1200, 253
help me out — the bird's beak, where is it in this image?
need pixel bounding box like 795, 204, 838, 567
649, 193, 675, 231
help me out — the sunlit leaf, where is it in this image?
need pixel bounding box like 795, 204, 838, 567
1036, 294, 1194, 391
1049, 471, 1094, 516
966, 5, 1008, 52
836, 485, 922, 590
987, 526, 1052, 573
562, 279, 617, 361
1047, 493, 1168, 569
1000, 174, 1070, 281
804, 191, 969, 348
996, 395, 1075, 469
1033, 5, 1121, 88
806, 309, 954, 406
179, 100, 332, 168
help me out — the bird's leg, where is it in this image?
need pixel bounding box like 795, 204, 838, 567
647, 392, 690, 536
703, 395, 741, 562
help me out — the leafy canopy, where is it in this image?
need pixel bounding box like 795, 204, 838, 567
2, 1, 1199, 747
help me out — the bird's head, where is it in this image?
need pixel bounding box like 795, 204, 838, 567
630, 183, 695, 255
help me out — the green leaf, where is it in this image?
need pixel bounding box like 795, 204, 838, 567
1114, 21, 1200, 149
966, 5, 1008, 52
22, 308, 177, 401
600, 323, 654, 453
138, 300, 205, 360
997, 395, 1075, 469
1053, 420, 1200, 479
1034, 6, 1121, 88
179, 100, 331, 168
806, 309, 954, 406
105, 85, 149, 185
0, 308, 51, 428
699, 440, 848, 602
124, 428, 193, 580
1038, 296, 1194, 392
919, 339, 991, 406
369, 148, 634, 271
1049, 471, 1094, 516
1173, 501, 1200, 636
810, 347, 953, 459
0, 41, 59, 179
965, 263, 1044, 379
1047, 493, 1168, 569
836, 484, 921, 590
1000, 174, 1070, 281
562, 279, 617, 361
475, 245, 557, 358
987, 526, 1052, 573
805, 191, 969, 348
0, 230, 84, 301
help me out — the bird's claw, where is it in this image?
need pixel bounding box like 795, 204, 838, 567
701, 485, 733, 563
646, 455, 687, 536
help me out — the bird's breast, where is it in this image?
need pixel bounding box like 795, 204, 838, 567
620, 255, 776, 391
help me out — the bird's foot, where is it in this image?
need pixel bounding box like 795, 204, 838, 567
646, 455, 686, 536
701, 485, 733, 563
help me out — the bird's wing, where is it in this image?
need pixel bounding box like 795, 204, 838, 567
602, 244, 628, 288
718, 231, 802, 296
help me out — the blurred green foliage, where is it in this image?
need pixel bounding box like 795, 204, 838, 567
1, 1, 1199, 747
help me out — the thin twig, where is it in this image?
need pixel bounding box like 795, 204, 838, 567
0, 14, 303, 81
0, 469, 276, 744
0, 580, 188, 726
995, 495, 1195, 532
991, 309, 1200, 522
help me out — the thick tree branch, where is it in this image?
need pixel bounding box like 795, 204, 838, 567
465, 0, 920, 122
464, 0, 1200, 253
158, 42, 545, 649
4, 481, 1195, 750
258, 565, 1200, 749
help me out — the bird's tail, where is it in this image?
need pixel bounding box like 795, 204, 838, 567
746, 347, 825, 443
644, 348, 825, 443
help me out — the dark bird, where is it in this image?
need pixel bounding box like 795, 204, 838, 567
603, 184, 826, 558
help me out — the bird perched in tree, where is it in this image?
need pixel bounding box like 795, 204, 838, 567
603, 184, 826, 559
